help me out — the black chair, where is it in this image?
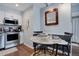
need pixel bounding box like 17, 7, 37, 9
33, 31, 43, 36
62, 32, 73, 55
33, 31, 47, 40
33, 31, 48, 55
57, 32, 73, 56
46, 34, 62, 56
33, 42, 44, 55
47, 33, 72, 56
33, 31, 43, 55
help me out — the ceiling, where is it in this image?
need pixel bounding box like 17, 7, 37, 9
0, 3, 33, 12
0, 3, 61, 12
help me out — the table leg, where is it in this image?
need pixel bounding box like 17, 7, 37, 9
62, 46, 64, 55
52, 45, 55, 54
43, 45, 46, 56
55, 44, 58, 56
67, 46, 70, 56
33, 42, 37, 55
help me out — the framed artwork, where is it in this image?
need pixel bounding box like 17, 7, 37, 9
45, 8, 58, 25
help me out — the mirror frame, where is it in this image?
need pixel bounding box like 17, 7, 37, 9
45, 8, 58, 25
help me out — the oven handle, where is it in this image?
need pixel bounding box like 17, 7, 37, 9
5, 32, 19, 34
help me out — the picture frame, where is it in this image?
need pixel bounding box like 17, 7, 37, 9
45, 8, 58, 25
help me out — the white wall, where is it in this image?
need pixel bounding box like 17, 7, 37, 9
22, 4, 45, 48
0, 6, 5, 24
40, 4, 72, 35
22, 6, 33, 48
32, 4, 41, 31
32, 4, 45, 31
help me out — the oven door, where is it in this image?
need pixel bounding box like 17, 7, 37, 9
5, 32, 19, 48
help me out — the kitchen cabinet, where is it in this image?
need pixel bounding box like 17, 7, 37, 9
19, 32, 24, 44
0, 7, 5, 24
0, 33, 4, 49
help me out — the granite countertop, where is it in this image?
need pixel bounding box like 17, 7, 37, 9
31, 36, 68, 45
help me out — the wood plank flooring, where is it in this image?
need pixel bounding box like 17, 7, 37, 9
5, 44, 66, 56
5, 44, 33, 56
4, 44, 79, 56
72, 45, 79, 56
1, 43, 79, 56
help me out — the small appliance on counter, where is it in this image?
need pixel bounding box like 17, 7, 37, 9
17, 25, 22, 32
0, 24, 3, 33
3, 25, 22, 32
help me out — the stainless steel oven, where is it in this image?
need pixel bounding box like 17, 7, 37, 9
4, 32, 19, 48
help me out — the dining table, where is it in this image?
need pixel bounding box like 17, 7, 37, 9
31, 36, 68, 56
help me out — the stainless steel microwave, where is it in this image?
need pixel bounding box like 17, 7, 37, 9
4, 18, 18, 25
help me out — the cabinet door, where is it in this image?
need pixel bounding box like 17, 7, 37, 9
19, 32, 24, 44
0, 7, 5, 24
5, 9, 14, 19
0, 34, 4, 49
5, 8, 22, 25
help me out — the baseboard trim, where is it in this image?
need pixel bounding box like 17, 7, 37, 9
0, 48, 5, 51
71, 42, 79, 47
72, 42, 79, 45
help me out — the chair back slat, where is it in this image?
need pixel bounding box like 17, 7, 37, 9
49, 33, 73, 43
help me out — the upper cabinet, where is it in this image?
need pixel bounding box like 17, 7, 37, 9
0, 7, 5, 24
0, 7, 22, 25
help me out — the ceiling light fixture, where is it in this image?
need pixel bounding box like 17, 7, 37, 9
16, 4, 19, 7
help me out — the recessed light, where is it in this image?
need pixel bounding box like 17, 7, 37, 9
16, 4, 19, 7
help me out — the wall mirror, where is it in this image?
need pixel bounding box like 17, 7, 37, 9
45, 8, 58, 25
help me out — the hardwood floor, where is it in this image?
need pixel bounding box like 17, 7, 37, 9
5, 44, 71, 56
5, 44, 33, 56
2, 44, 79, 56
72, 45, 79, 56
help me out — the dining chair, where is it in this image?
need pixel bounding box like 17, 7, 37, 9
57, 32, 73, 56
33, 31, 44, 55
33, 42, 44, 55
46, 34, 60, 55
47, 33, 72, 56
62, 32, 73, 55
33, 31, 43, 36
33, 32, 50, 55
